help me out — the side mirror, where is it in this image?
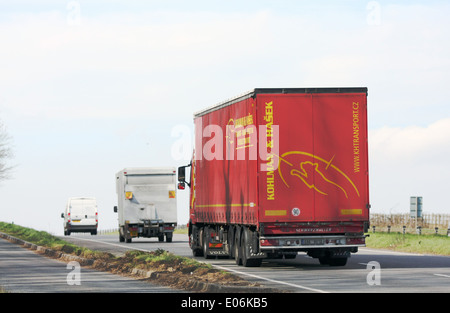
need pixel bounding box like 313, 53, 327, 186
178, 166, 186, 182
113, 206, 118, 213
177, 163, 191, 188
61, 213, 64, 218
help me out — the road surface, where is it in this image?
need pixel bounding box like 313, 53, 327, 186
0, 237, 182, 293
61, 233, 450, 293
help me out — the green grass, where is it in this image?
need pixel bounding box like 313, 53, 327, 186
174, 226, 188, 235
366, 231, 450, 255
0, 222, 217, 274
0, 221, 112, 260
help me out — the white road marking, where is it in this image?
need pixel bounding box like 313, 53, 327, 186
66, 236, 150, 252
434, 274, 450, 278
359, 247, 424, 256
212, 264, 329, 293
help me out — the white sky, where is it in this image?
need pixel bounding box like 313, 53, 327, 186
0, 1, 449, 234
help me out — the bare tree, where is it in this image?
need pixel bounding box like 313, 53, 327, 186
0, 120, 14, 181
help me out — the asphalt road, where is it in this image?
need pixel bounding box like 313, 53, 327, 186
61, 233, 450, 293
0, 237, 182, 293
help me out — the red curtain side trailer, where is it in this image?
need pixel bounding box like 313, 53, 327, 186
178, 88, 369, 267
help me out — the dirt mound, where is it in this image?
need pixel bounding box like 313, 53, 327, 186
87, 249, 277, 292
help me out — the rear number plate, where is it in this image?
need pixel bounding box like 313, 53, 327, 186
301, 239, 325, 245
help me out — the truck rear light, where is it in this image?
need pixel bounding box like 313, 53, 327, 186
347, 237, 365, 245
260, 239, 279, 246
125, 192, 133, 200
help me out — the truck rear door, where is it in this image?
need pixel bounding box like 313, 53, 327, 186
124, 172, 177, 223
257, 91, 369, 223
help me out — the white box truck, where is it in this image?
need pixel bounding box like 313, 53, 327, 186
114, 167, 178, 243
61, 197, 98, 236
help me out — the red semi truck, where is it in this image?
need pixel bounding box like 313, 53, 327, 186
178, 88, 369, 267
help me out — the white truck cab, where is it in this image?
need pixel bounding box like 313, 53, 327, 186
61, 197, 98, 235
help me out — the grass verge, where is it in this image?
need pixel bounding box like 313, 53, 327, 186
0, 222, 111, 260
366, 231, 450, 255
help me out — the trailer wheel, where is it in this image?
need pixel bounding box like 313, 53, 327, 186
202, 227, 214, 259
119, 227, 125, 242
166, 233, 173, 243
234, 234, 242, 265
241, 228, 262, 267
319, 256, 348, 266
232, 227, 242, 265
190, 226, 203, 257
158, 235, 164, 242
328, 257, 348, 266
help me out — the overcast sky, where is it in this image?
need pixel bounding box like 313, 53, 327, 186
0, 1, 449, 235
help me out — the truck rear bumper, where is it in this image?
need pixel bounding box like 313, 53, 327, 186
67, 224, 97, 232
260, 235, 366, 250
124, 221, 176, 238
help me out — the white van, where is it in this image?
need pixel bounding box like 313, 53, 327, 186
61, 197, 98, 235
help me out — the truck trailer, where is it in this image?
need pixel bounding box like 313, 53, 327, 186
178, 88, 369, 267
114, 167, 178, 243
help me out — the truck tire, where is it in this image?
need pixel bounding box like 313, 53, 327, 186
189, 226, 203, 257
319, 256, 348, 266
329, 257, 348, 266
233, 226, 242, 265
158, 235, 164, 242
190, 226, 203, 257
202, 227, 214, 259
119, 227, 125, 242
234, 235, 242, 265
241, 227, 262, 267
166, 233, 173, 243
